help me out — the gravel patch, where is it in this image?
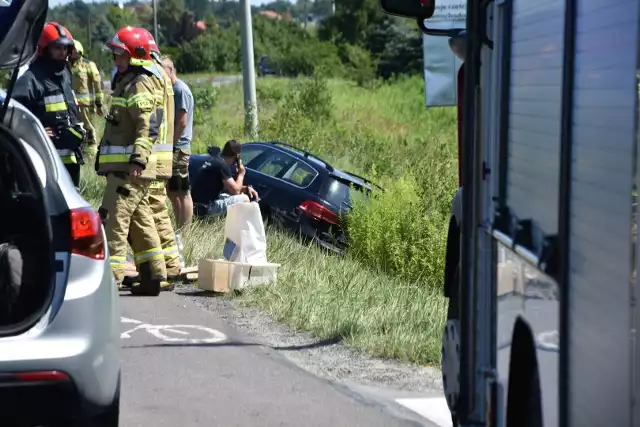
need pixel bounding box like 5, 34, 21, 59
174, 283, 443, 394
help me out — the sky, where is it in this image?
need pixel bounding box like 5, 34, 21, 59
49, 0, 277, 7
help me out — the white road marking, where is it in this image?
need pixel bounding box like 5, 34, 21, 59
395, 397, 453, 427
537, 330, 559, 351
120, 317, 228, 343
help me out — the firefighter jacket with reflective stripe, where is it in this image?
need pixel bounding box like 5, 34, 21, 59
13, 59, 86, 165
98, 69, 159, 179
151, 61, 174, 180
70, 58, 104, 107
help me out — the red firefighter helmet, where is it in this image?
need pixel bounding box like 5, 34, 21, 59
105, 26, 153, 70
37, 22, 74, 57
140, 28, 160, 55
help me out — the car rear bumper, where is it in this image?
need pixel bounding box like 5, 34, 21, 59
297, 216, 347, 255
0, 255, 121, 419
0, 372, 85, 423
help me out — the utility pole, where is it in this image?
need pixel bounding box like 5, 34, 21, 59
87, 14, 92, 49
152, 0, 159, 44
239, 0, 258, 139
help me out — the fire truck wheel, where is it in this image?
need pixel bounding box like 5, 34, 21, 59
441, 318, 461, 414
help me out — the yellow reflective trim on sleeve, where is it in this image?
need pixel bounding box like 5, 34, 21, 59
111, 97, 127, 107
127, 92, 154, 109
99, 154, 130, 164
134, 137, 154, 152
68, 128, 83, 139
45, 102, 68, 112
61, 155, 78, 164
95, 92, 104, 100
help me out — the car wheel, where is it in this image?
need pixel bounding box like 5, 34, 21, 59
53, 382, 120, 427
88, 394, 119, 427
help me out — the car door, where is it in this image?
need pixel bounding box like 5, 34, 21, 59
246, 150, 319, 226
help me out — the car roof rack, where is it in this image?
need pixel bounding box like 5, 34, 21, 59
343, 170, 385, 191
267, 141, 335, 172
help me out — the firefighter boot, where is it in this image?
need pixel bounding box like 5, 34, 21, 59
131, 262, 164, 296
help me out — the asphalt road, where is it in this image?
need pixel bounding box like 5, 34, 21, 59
119, 291, 441, 427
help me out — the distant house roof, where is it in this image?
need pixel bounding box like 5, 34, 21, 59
258, 10, 282, 20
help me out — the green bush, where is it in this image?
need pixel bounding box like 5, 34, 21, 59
268, 42, 344, 78
339, 44, 379, 88
261, 73, 334, 146
192, 85, 220, 125
175, 26, 241, 73
256, 83, 286, 104
346, 175, 449, 289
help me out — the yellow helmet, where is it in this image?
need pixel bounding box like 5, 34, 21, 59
73, 39, 84, 56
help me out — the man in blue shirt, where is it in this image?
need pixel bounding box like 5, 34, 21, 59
162, 56, 194, 229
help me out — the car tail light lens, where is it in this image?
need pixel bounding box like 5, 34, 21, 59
70, 207, 105, 260
298, 200, 340, 226
13, 371, 69, 382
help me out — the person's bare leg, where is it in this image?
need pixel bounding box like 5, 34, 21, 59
169, 191, 193, 230
182, 193, 193, 228
169, 192, 183, 227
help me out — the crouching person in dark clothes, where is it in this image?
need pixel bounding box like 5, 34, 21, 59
191, 139, 259, 218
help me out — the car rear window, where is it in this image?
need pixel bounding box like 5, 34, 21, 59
321, 177, 369, 210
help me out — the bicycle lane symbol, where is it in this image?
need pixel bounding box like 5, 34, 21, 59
121, 317, 228, 344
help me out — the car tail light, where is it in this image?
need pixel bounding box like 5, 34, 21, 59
13, 371, 69, 382
70, 207, 105, 260
298, 200, 340, 225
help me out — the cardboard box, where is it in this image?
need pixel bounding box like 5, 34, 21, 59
198, 259, 280, 293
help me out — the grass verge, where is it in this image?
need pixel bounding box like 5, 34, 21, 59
82, 166, 446, 366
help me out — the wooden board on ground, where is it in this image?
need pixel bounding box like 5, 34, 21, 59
180, 266, 198, 282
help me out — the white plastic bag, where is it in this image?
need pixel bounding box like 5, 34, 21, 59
223, 202, 268, 264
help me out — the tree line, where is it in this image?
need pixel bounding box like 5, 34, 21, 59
39, 0, 424, 85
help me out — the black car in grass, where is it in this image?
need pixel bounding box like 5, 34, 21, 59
188, 141, 382, 254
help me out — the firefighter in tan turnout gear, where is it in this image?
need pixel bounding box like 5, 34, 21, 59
123, 29, 181, 289
98, 26, 168, 295
69, 39, 104, 158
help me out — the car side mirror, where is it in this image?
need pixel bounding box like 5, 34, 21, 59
380, 0, 435, 20
380, 0, 467, 38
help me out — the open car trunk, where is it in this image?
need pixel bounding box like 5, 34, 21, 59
0, 123, 56, 333
0, 0, 69, 334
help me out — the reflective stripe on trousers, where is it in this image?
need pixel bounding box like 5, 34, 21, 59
110, 255, 127, 271
134, 247, 165, 266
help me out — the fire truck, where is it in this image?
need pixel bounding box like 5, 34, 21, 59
380, 0, 639, 426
